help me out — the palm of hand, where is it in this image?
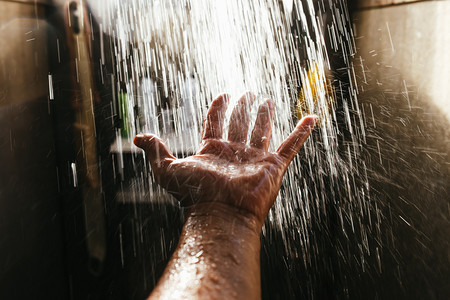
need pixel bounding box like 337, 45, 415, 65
165, 140, 285, 220
135, 93, 315, 223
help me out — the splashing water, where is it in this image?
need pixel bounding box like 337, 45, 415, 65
98, 0, 376, 292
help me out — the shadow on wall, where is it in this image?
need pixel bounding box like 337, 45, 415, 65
353, 61, 449, 299
0, 2, 67, 299
346, 2, 450, 298
260, 1, 449, 299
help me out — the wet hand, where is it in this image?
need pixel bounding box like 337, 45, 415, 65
134, 92, 316, 226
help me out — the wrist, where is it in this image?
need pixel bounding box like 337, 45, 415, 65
186, 202, 263, 235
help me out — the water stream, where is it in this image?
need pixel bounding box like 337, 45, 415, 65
94, 0, 383, 297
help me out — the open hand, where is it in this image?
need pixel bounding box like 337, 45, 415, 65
134, 92, 316, 226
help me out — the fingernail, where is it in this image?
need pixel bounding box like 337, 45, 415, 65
297, 115, 318, 129
222, 93, 231, 103
133, 134, 145, 148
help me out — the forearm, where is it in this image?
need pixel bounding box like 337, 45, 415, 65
149, 202, 262, 300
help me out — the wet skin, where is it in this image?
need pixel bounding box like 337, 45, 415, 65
134, 92, 316, 299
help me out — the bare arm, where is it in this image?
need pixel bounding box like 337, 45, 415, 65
150, 203, 261, 300
134, 92, 316, 299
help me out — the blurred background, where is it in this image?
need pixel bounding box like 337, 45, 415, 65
0, 0, 448, 299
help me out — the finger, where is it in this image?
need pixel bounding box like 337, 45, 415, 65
227, 92, 256, 143
202, 93, 230, 141
134, 134, 175, 176
250, 99, 275, 151
276, 116, 317, 162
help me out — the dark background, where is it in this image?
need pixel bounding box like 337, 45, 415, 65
0, 0, 448, 299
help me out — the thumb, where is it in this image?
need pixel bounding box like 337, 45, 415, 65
134, 134, 175, 173
276, 116, 317, 163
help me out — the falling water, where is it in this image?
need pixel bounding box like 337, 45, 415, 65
96, 0, 377, 296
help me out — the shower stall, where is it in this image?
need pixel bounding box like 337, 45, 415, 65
0, 0, 448, 299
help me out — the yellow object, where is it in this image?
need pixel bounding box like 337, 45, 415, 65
296, 63, 333, 121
